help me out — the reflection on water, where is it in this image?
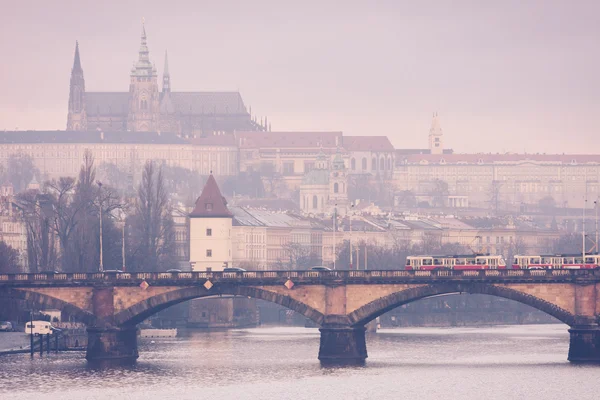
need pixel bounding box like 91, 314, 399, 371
0, 324, 598, 400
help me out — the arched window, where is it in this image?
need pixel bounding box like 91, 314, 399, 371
387, 157, 392, 170
351, 158, 356, 170
334, 182, 339, 193
312, 195, 318, 209
362, 157, 367, 170
372, 158, 377, 170
380, 157, 385, 170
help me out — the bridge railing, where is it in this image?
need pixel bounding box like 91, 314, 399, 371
0, 268, 599, 284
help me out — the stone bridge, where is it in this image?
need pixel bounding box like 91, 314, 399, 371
1, 269, 599, 364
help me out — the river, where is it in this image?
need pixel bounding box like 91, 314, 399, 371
0, 324, 598, 400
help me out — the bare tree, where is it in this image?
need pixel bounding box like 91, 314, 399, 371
15, 191, 58, 272
282, 242, 313, 269
7, 153, 39, 193
127, 161, 176, 271
488, 180, 502, 214
430, 179, 449, 208
0, 241, 20, 273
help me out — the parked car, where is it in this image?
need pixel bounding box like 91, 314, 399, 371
25, 321, 55, 336
0, 321, 13, 332
103, 269, 123, 274
223, 267, 246, 272
310, 266, 332, 271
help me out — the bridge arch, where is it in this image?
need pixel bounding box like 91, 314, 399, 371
113, 285, 325, 327
0, 288, 97, 325
347, 283, 578, 327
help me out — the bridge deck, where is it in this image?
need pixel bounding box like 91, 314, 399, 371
1, 269, 599, 287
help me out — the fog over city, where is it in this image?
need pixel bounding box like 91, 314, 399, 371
1, 0, 599, 153
2, 2, 600, 399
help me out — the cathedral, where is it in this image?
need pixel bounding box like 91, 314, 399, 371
67, 24, 265, 135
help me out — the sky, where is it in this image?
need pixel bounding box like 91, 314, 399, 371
0, 0, 598, 153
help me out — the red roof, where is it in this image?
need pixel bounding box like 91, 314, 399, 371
343, 136, 395, 152
189, 175, 232, 218
236, 131, 342, 149
400, 153, 600, 165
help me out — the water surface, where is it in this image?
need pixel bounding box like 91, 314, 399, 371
0, 324, 597, 400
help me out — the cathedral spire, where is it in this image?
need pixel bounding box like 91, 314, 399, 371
67, 40, 87, 131
73, 40, 82, 72
132, 19, 154, 77
162, 50, 171, 93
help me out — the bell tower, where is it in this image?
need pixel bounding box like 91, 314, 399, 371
428, 112, 444, 155
127, 22, 159, 132
67, 41, 87, 131
330, 148, 349, 214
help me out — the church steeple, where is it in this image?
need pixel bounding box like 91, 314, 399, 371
67, 41, 87, 131
128, 20, 159, 132
73, 41, 82, 72
131, 21, 156, 78
428, 112, 444, 155
162, 50, 171, 93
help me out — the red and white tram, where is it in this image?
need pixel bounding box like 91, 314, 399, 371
405, 254, 507, 270
512, 254, 600, 269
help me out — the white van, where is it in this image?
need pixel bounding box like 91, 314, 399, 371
25, 321, 54, 336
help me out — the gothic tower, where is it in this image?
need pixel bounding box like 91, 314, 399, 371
428, 112, 444, 155
189, 174, 233, 271
67, 41, 87, 131
329, 148, 349, 213
127, 23, 160, 132
158, 50, 179, 133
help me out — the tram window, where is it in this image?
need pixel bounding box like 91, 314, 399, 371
423, 259, 433, 266
433, 258, 442, 265
476, 258, 485, 265
406, 259, 411, 266
585, 257, 594, 264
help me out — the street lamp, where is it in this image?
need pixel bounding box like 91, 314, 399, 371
333, 204, 337, 270
349, 203, 355, 269
118, 209, 127, 271
97, 181, 103, 272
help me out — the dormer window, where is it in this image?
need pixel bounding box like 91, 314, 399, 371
205, 203, 213, 211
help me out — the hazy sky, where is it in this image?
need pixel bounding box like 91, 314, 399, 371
1, 0, 598, 153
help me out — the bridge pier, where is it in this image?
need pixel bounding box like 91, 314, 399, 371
318, 325, 367, 365
85, 326, 139, 362
568, 326, 600, 363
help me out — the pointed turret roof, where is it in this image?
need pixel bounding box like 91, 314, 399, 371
190, 174, 232, 218
162, 50, 171, 94
429, 112, 443, 137
72, 41, 82, 72
163, 50, 170, 76
131, 21, 156, 78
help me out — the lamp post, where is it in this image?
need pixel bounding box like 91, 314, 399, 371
582, 198, 587, 266
119, 209, 127, 271
349, 203, 354, 269
333, 204, 337, 270
97, 181, 104, 272
29, 309, 33, 358
595, 200, 598, 254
